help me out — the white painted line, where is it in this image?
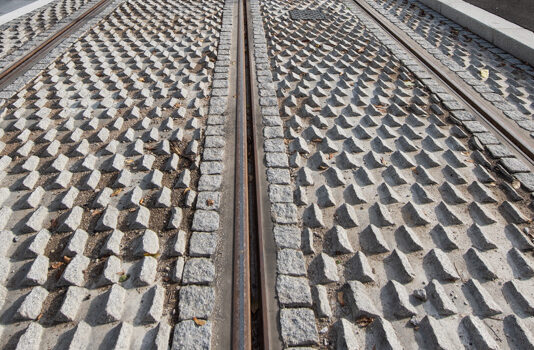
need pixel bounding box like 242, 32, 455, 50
0, 0, 56, 26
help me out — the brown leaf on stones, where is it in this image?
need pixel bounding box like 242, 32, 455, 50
356, 316, 374, 328
206, 199, 214, 206
111, 188, 123, 197
91, 209, 103, 216
337, 291, 344, 306
193, 317, 206, 326
63, 256, 72, 264
171, 142, 181, 155
512, 179, 521, 189
125, 158, 134, 165
50, 261, 64, 269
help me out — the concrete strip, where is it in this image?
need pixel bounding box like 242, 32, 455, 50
418, 0, 534, 65
0, 0, 56, 26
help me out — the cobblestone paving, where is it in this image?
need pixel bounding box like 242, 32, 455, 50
0, 0, 99, 64
252, 0, 534, 347
0, 0, 233, 348
364, 0, 534, 138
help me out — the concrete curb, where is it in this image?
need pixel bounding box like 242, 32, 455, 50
418, 0, 534, 66
0, 0, 56, 26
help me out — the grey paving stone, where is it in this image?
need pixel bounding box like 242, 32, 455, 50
178, 285, 215, 320
172, 320, 212, 350
280, 308, 319, 347
189, 232, 218, 257
16, 286, 48, 320
182, 258, 216, 285
276, 275, 312, 307
191, 210, 220, 232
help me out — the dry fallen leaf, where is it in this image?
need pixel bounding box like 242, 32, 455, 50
125, 159, 134, 164
50, 261, 64, 269
63, 256, 72, 263
356, 316, 375, 328
193, 317, 206, 326
111, 188, 123, 197
512, 179, 521, 189
171, 143, 181, 155
206, 199, 214, 206
480, 69, 489, 80
337, 291, 345, 306
139, 198, 145, 205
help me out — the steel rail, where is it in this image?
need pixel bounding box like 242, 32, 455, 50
0, 0, 112, 88
232, 0, 251, 348
243, 0, 273, 348
352, 0, 534, 168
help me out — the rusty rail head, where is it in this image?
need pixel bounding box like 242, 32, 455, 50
0, 0, 111, 88
232, 0, 251, 348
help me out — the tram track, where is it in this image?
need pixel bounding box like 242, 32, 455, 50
0, 0, 534, 347
351, 0, 534, 169
0, 0, 114, 90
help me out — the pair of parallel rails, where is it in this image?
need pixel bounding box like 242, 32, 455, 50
1, 0, 531, 348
